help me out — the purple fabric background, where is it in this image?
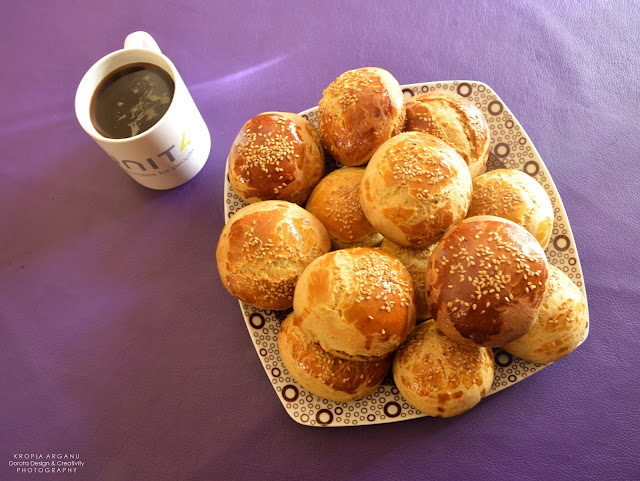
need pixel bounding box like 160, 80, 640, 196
2, 1, 639, 479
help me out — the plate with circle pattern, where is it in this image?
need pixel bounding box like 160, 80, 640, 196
223, 80, 589, 427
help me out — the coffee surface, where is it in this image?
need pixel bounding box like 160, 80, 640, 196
91, 63, 174, 139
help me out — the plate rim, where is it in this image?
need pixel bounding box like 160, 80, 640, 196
222, 79, 589, 427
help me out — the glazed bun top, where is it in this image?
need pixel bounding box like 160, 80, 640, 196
318, 67, 405, 166
216, 200, 331, 310
228, 111, 325, 205
278, 312, 392, 403
360, 131, 472, 248
468, 169, 554, 248
503, 264, 588, 364
305, 167, 382, 249
293, 247, 416, 361
393, 320, 495, 417
426, 215, 549, 347
404, 90, 490, 178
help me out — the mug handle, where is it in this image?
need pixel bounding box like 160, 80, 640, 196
124, 31, 162, 54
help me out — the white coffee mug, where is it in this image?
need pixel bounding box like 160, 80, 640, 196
75, 32, 211, 190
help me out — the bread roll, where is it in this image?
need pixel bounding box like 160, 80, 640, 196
360, 131, 472, 248
306, 167, 382, 249
468, 169, 554, 248
503, 265, 587, 363
425, 216, 549, 348
216, 201, 330, 310
393, 320, 494, 417
228, 112, 325, 205
404, 90, 490, 178
318, 67, 405, 166
293, 247, 416, 360
278, 312, 391, 402
379, 238, 437, 321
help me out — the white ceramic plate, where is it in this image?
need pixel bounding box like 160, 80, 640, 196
223, 80, 589, 427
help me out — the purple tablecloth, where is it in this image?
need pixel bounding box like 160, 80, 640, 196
2, 1, 639, 479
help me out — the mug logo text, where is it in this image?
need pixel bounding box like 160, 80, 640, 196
180, 130, 191, 151
110, 131, 193, 173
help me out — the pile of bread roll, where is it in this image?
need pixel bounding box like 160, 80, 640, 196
217, 68, 588, 418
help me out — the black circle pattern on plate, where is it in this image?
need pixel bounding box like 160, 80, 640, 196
488, 100, 504, 115
271, 367, 280, 377
553, 235, 571, 252
494, 142, 510, 158
249, 313, 265, 329
316, 409, 334, 426
523, 161, 539, 176
384, 401, 401, 418
402, 88, 415, 98
456, 82, 472, 97
273, 308, 292, 322
282, 384, 299, 402
494, 350, 513, 367
486, 154, 507, 171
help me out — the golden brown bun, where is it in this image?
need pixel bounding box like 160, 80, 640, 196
379, 238, 437, 321
216, 201, 330, 310
228, 112, 325, 205
503, 265, 587, 363
393, 320, 494, 417
360, 131, 472, 248
293, 247, 416, 360
278, 312, 391, 402
468, 169, 554, 248
425, 216, 549, 348
404, 90, 490, 178
306, 167, 382, 249
318, 68, 405, 166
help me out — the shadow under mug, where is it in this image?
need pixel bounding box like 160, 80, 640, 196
75, 32, 211, 190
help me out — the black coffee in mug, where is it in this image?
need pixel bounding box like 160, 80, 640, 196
90, 63, 175, 139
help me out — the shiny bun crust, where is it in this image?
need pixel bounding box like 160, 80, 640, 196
360, 131, 472, 248
426, 216, 549, 348
468, 169, 554, 248
318, 68, 405, 166
379, 238, 437, 321
404, 90, 490, 178
393, 320, 494, 417
216, 201, 330, 310
306, 167, 382, 249
293, 247, 416, 360
278, 313, 391, 402
228, 112, 325, 205
503, 265, 587, 364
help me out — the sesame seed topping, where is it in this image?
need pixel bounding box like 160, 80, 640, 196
234, 115, 299, 194
352, 251, 411, 313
